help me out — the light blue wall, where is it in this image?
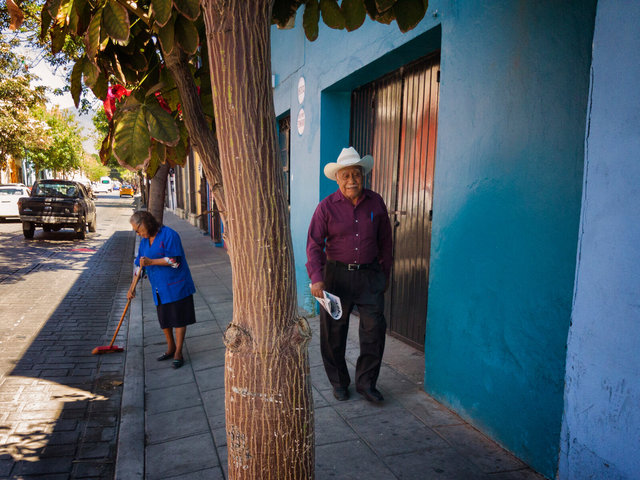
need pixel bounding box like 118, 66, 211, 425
272, 2, 596, 477
559, 1, 640, 479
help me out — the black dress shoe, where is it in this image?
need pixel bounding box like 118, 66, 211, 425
332, 386, 349, 401
357, 387, 384, 403
172, 358, 184, 369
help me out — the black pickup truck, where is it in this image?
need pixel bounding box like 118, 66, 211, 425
18, 179, 97, 239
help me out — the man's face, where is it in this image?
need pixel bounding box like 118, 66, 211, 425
336, 166, 364, 203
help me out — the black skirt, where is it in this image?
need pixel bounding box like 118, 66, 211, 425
156, 294, 196, 329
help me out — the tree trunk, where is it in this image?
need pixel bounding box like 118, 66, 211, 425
201, 0, 314, 478
163, 47, 227, 221
148, 161, 169, 223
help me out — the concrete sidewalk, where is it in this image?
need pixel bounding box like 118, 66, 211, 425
116, 211, 544, 480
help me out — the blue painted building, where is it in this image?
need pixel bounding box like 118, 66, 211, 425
271, 1, 640, 478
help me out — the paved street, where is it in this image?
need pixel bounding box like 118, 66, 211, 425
0, 194, 138, 479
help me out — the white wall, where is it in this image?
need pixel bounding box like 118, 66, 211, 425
560, 1, 640, 478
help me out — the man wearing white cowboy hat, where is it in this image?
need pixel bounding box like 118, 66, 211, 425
306, 147, 393, 403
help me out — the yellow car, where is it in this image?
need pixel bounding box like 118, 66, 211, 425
120, 185, 135, 197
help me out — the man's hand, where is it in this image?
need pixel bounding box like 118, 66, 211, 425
310, 281, 325, 298
127, 288, 136, 300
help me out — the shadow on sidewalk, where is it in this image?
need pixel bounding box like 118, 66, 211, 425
1, 229, 136, 479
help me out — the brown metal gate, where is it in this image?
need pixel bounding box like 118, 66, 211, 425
351, 53, 440, 348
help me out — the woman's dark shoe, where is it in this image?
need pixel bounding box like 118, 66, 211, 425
157, 352, 174, 361
172, 358, 184, 369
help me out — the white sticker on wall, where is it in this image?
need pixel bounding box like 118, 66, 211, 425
297, 77, 305, 104
297, 108, 305, 135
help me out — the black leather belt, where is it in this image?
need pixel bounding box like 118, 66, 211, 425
327, 259, 376, 271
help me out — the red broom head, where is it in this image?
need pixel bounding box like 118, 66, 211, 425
92, 345, 124, 355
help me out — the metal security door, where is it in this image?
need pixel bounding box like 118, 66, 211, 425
351, 53, 440, 348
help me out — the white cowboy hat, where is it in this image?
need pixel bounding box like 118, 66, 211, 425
324, 147, 374, 181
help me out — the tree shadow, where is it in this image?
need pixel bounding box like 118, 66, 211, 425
1, 228, 136, 478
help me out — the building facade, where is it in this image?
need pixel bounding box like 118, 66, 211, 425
271, 1, 639, 479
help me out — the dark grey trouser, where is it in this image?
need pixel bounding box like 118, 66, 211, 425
320, 261, 387, 390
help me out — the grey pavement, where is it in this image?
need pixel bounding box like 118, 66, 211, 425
0, 199, 138, 479
117, 211, 545, 480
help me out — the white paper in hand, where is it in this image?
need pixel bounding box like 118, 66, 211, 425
311, 286, 343, 320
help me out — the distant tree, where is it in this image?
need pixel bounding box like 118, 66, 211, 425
0, 35, 48, 169
29, 107, 86, 176
82, 153, 110, 181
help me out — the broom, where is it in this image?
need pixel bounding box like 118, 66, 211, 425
92, 268, 142, 354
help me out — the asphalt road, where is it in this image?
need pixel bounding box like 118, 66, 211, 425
0, 194, 139, 479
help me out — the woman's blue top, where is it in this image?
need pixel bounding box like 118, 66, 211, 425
134, 225, 196, 305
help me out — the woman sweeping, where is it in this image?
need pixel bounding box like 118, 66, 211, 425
127, 211, 196, 369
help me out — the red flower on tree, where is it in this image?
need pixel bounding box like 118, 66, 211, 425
103, 85, 132, 121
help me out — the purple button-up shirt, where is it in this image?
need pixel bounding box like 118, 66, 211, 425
306, 188, 393, 284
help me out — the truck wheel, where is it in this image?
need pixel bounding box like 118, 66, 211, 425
88, 213, 97, 232
43, 225, 52, 232
76, 221, 86, 240
23, 223, 35, 239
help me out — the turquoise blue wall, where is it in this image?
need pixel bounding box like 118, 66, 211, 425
426, 3, 595, 478
271, 2, 596, 477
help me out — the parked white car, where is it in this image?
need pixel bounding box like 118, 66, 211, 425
92, 182, 111, 194
0, 185, 31, 221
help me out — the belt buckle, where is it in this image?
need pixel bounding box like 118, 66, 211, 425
347, 263, 359, 271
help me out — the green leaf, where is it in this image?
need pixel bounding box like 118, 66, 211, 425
123, 50, 149, 72
319, 0, 345, 29
50, 23, 67, 54
68, 0, 86, 34
166, 123, 189, 166
174, 15, 198, 55
157, 15, 175, 54
46, 0, 63, 20
85, 11, 102, 58
393, 0, 426, 32
144, 100, 179, 146
341, 0, 366, 31
70, 58, 84, 107
173, 0, 200, 21
199, 92, 215, 118
151, 0, 172, 26
103, 0, 130, 43
83, 60, 99, 87
302, 0, 319, 41
40, 7, 53, 40
99, 124, 114, 164
146, 150, 161, 177
91, 74, 108, 100
272, 0, 301, 28
376, 0, 396, 12
147, 141, 166, 177
150, 140, 167, 165
113, 106, 151, 168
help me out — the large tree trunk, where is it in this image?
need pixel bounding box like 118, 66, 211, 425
163, 47, 227, 220
148, 161, 169, 223
201, 0, 314, 478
